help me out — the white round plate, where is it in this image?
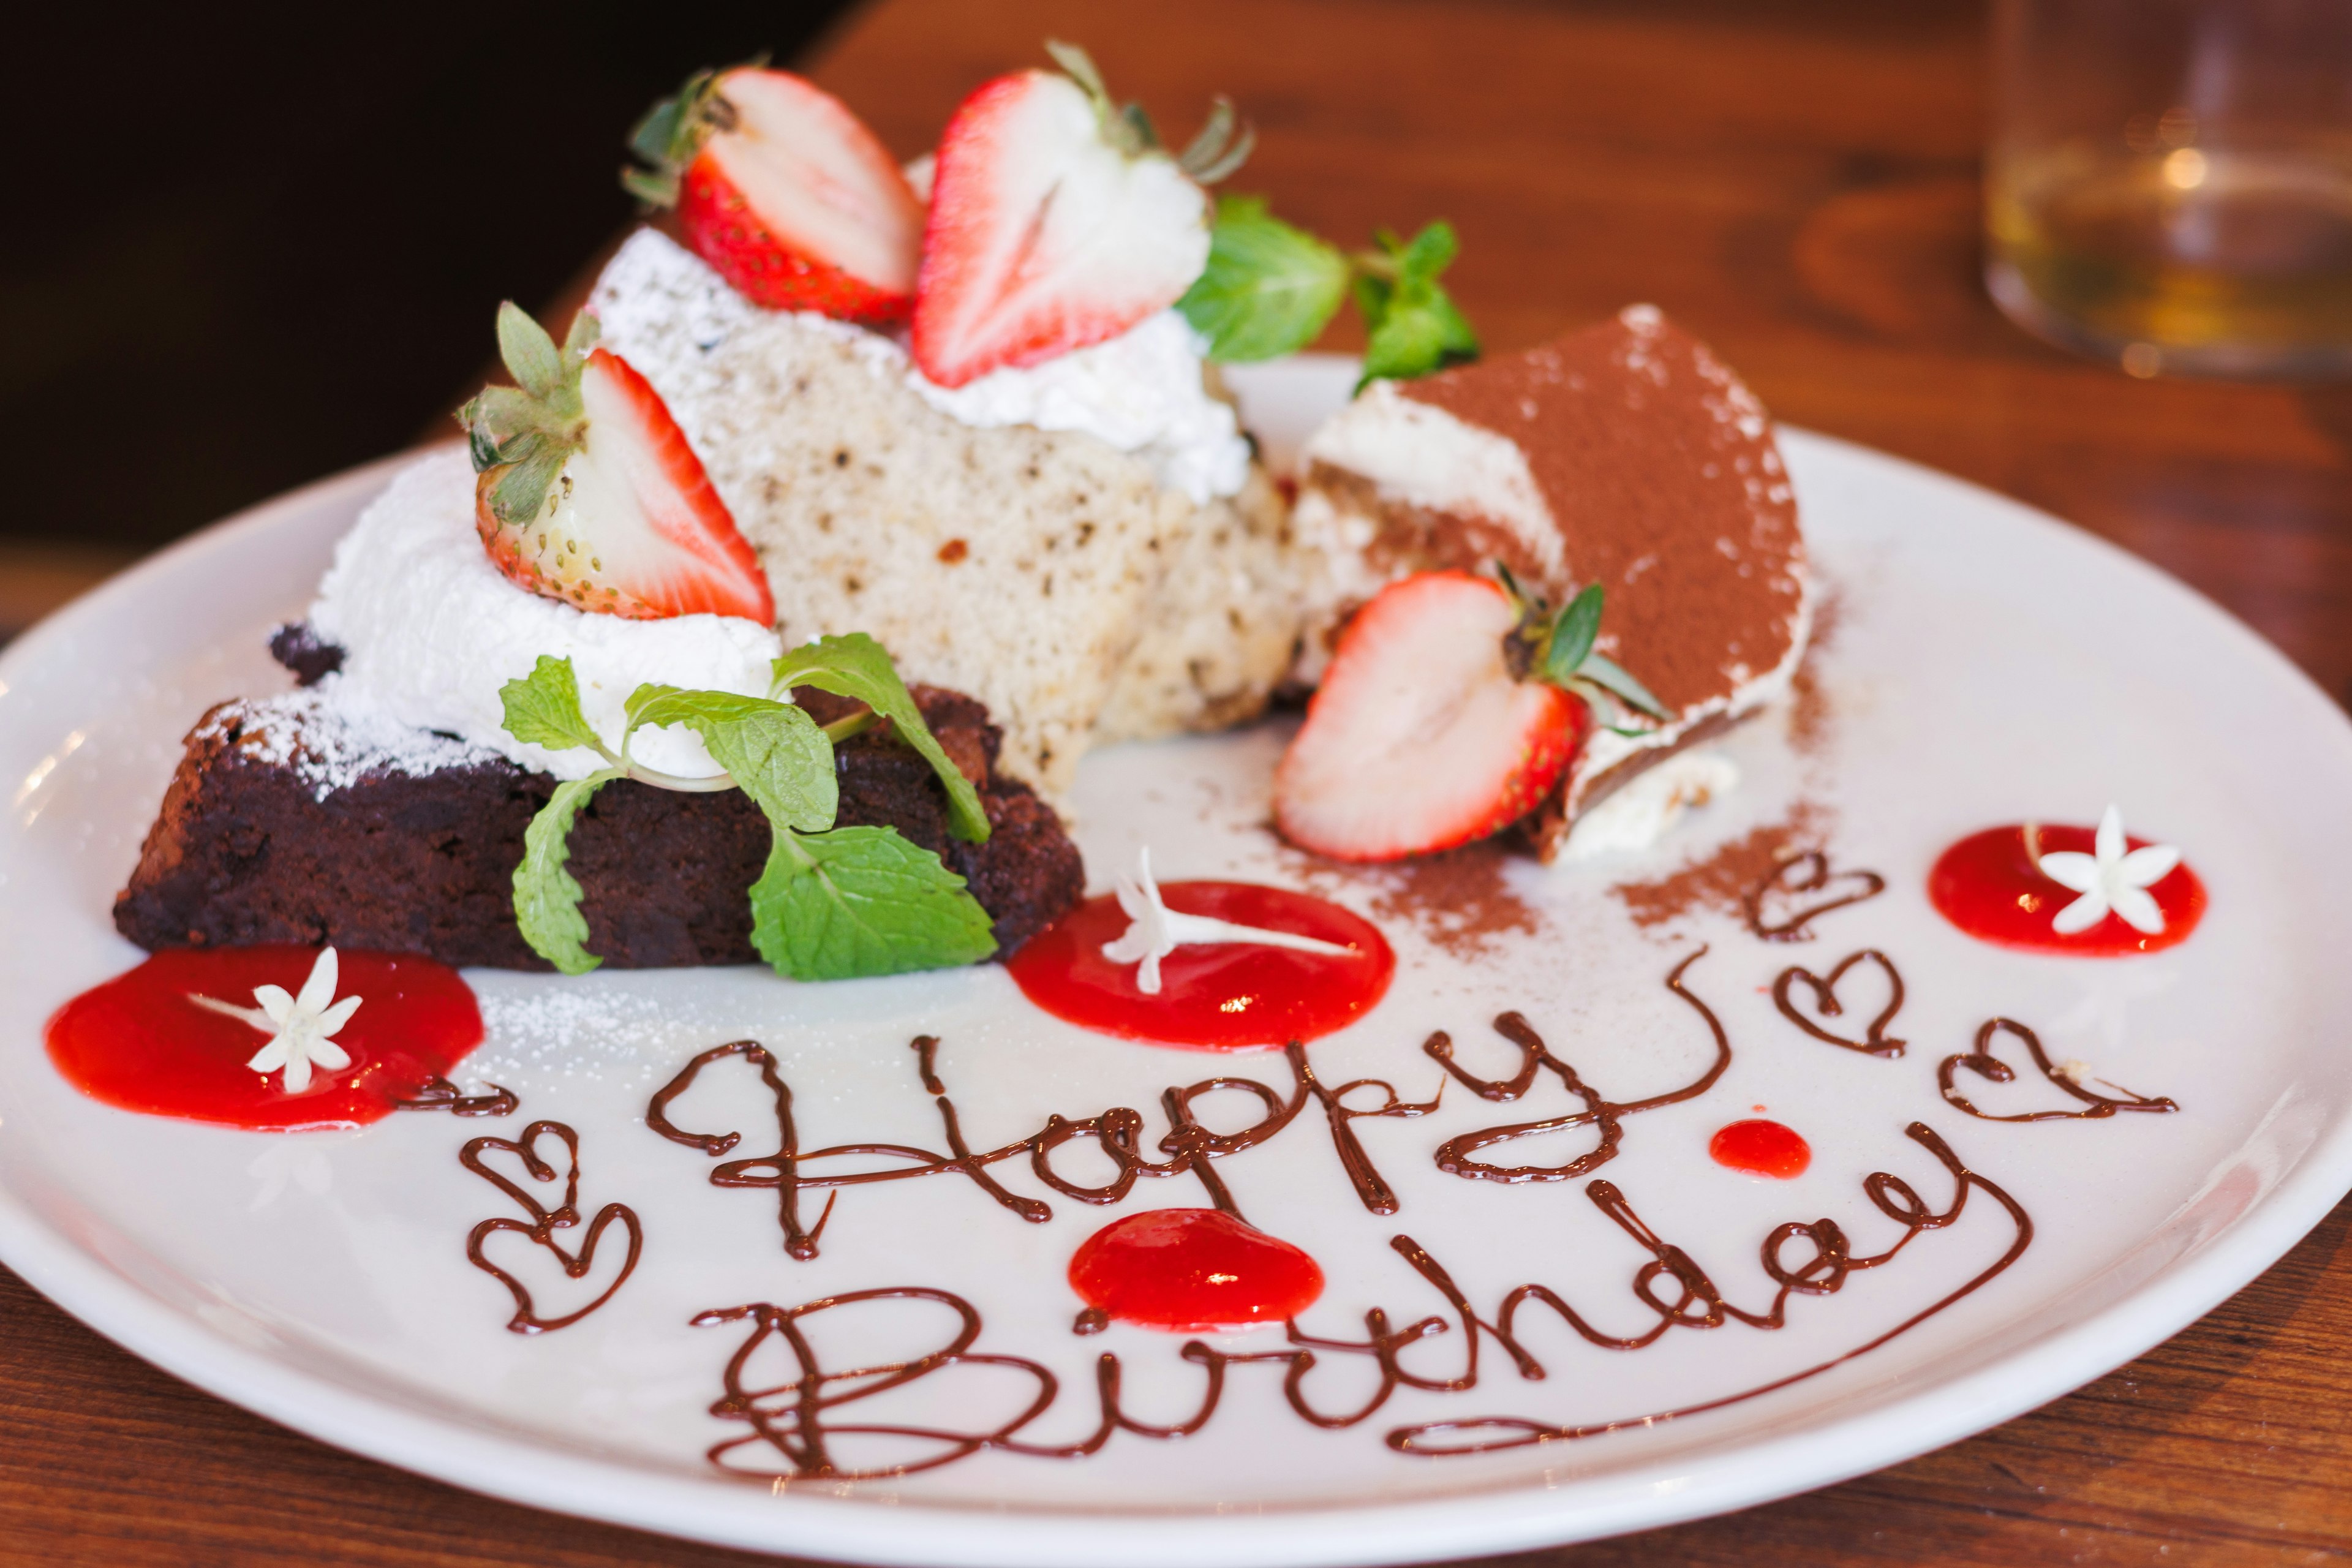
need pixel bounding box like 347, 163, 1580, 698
2, 358, 2350, 1568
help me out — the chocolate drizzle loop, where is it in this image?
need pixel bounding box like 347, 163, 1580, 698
1425, 948, 1730, 1183
1743, 851, 1886, 943
1940, 1018, 2179, 1123
461, 1120, 642, 1334
395, 1075, 519, 1117
1384, 1120, 2035, 1455
646, 1034, 1441, 1258
696, 1290, 1060, 1480
1773, 951, 1907, 1057
689, 1118, 2035, 1480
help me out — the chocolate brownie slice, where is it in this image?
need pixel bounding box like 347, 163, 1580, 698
114, 674, 1082, 970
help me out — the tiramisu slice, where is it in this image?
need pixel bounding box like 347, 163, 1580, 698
1280, 306, 1809, 862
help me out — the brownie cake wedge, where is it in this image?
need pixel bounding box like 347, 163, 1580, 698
1288, 305, 1809, 861
115, 666, 1080, 970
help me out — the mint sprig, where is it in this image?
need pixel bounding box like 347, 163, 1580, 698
625, 686, 835, 832
515, 770, 624, 976
752, 826, 997, 980
1177, 197, 1350, 362
1177, 199, 1478, 383
1354, 222, 1479, 386
497, 641, 997, 981
773, 633, 990, 843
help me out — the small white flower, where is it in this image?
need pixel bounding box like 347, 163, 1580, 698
2035, 805, 2182, 937
1101, 848, 1352, 995
189, 946, 363, 1094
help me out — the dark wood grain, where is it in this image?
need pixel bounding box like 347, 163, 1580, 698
11, 0, 2352, 1561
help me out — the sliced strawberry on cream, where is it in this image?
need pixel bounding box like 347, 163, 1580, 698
458, 303, 774, 624
1275, 570, 1668, 862
1277, 572, 1582, 861
625, 66, 922, 323
911, 44, 1247, 388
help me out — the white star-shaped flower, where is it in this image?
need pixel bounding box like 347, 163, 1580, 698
2035, 805, 2182, 937
189, 946, 363, 1093
1101, 848, 1352, 995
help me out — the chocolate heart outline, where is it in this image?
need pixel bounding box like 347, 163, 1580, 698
468, 1202, 644, 1335
461, 1118, 643, 1333
460, 1119, 581, 1230
1744, 851, 1887, 943
1774, 949, 1907, 1058
1939, 1017, 2179, 1123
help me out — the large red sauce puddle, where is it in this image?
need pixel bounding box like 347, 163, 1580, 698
1928, 823, 2206, 956
45, 946, 484, 1131
1008, 882, 1393, 1052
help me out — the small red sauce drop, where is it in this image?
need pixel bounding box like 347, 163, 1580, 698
1928, 823, 2205, 956
45, 946, 484, 1131
1710, 1118, 1811, 1179
1007, 882, 1394, 1052
1068, 1208, 1325, 1332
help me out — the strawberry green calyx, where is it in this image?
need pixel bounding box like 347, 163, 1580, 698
456, 303, 598, 530
622, 62, 759, 208
1495, 567, 1672, 728
1041, 39, 1254, 181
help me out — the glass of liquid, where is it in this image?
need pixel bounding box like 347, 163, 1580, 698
1986, 0, 2352, 380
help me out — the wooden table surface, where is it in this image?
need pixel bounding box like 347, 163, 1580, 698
11, 0, 2352, 1562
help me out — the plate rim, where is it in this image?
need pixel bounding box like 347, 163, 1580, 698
2, 408, 2350, 1566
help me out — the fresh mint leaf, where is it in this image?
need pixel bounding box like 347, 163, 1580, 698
750, 826, 997, 980
1355, 221, 1479, 386
624, 685, 835, 831
513, 768, 623, 975
499, 655, 606, 756
772, 635, 990, 843
1177, 195, 1349, 362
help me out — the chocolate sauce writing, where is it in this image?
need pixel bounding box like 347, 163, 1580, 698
1423, 948, 1727, 1183
1939, 1018, 2179, 1123
396, 1075, 519, 1118
1773, 950, 1907, 1058
690, 1121, 2031, 1479
1744, 851, 1887, 943
644, 1032, 1446, 1259
461, 1119, 644, 1334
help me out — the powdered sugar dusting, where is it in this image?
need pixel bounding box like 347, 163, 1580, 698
591, 229, 1249, 503
203, 688, 496, 801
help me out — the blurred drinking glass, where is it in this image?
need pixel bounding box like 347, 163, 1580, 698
1987, 0, 2352, 380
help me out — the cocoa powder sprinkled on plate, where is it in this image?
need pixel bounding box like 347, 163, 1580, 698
1613, 802, 1828, 929
1278, 838, 1541, 960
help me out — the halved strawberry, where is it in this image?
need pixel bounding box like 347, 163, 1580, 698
625, 66, 922, 323
1276, 573, 1585, 861
458, 304, 774, 624
910, 43, 1250, 388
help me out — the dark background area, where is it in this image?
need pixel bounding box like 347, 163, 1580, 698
0, 0, 858, 557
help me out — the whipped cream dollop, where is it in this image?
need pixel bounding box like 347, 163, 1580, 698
307, 451, 782, 781
591, 230, 1250, 504
905, 311, 1250, 503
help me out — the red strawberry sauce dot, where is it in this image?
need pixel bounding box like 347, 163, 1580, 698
1928, 823, 2206, 956
1007, 882, 1393, 1052
1710, 1119, 1812, 1179
45, 947, 484, 1132
1068, 1208, 1325, 1332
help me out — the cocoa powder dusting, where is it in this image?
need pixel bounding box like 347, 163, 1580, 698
1280, 838, 1541, 960
1613, 802, 1826, 930
1788, 580, 1845, 758
1400, 311, 1805, 717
